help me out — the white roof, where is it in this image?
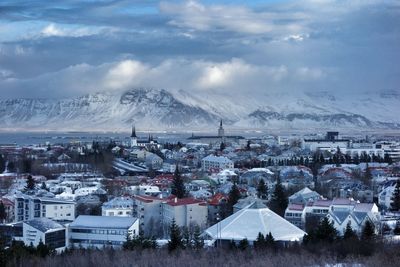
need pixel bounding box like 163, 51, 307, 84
70, 215, 137, 229
247, 168, 274, 175
205, 204, 306, 242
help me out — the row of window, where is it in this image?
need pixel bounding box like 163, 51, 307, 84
70, 239, 124, 246
70, 228, 128, 235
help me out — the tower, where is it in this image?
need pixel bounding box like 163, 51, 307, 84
218, 119, 225, 137
130, 125, 137, 147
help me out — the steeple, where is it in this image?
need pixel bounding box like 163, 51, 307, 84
218, 119, 225, 137
131, 125, 137, 138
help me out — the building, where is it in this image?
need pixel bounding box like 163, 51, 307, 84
134, 195, 169, 236
187, 120, 245, 144
22, 218, 66, 251
130, 126, 137, 147
205, 202, 306, 246
162, 197, 208, 230
0, 196, 15, 223
102, 197, 134, 217
69, 215, 139, 248
326, 202, 380, 236
288, 187, 322, 205
14, 194, 75, 222
202, 155, 234, 172
303, 131, 350, 152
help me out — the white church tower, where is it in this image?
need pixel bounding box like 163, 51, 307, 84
130, 125, 137, 147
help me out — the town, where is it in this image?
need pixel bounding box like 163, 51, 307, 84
1, 122, 400, 266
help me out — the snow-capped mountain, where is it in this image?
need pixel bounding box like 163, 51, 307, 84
0, 88, 398, 131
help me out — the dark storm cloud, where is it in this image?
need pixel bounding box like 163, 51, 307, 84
0, 0, 399, 98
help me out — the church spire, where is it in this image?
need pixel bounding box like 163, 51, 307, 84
220, 119, 223, 127
131, 125, 137, 138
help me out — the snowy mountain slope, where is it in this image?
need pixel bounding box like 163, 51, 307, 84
0, 88, 398, 131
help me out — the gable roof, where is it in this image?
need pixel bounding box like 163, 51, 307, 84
205, 204, 306, 242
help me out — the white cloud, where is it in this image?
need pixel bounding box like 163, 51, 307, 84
159, 0, 305, 35
40, 23, 107, 38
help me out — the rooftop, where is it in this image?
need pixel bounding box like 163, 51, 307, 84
165, 197, 206, 207
69, 215, 137, 229
24, 218, 64, 233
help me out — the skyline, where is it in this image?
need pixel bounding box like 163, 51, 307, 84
0, 0, 399, 99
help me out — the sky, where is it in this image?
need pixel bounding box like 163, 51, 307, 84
0, 0, 399, 99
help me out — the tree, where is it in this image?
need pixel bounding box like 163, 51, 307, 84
192, 225, 204, 249
171, 167, 186, 199
228, 183, 241, 214
40, 182, 48, 191
390, 180, 400, 211
220, 142, 226, 151
7, 161, 15, 173
315, 217, 338, 243
254, 232, 265, 249
237, 238, 249, 250
168, 219, 183, 252
25, 175, 35, 191
36, 239, 51, 257
0, 201, 6, 223
363, 163, 373, 186
0, 155, 5, 173
393, 220, 400, 235
257, 179, 268, 200
361, 220, 375, 240
269, 176, 288, 217
343, 221, 357, 240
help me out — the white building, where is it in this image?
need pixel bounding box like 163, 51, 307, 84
102, 197, 134, 217
205, 202, 306, 245
327, 202, 380, 236
202, 155, 234, 172
162, 197, 208, 230
69, 215, 139, 248
134, 195, 166, 236
14, 194, 76, 222
22, 218, 66, 251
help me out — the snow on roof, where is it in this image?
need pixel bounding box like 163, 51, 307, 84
202, 155, 232, 163
70, 215, 137, 229
246, 168, 274, 175
205, 205, 306, 242
165, 197, 206, 207
24, 218, 64, 233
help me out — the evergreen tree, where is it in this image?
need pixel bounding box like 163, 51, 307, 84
315, 217, 338, 242
220, 142, 226, 151
25, 175, 35, 191
361, 220, 375, 240
192, 225, 204, 249
254, 232, 265, 249
228, 183, 241, 214
237, 238, 249, 250
36, 240, 51, 257
256, 179, 268, 199
168, 219, 183, 252
343, 221, 357, 240
171, 167, 186, 199
265, 231, 275, 246
363, 163, 373, 186
269, 176, 288, 217
393, 220, 400, 235
40, 182, 48, 191
390, 180, 400, 211
0, 201, 6, 223
0, 155, 5, 173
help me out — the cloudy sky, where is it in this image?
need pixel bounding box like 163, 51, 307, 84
0, 0, 399, 99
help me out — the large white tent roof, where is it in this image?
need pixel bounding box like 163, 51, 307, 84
205, 203, 306, 242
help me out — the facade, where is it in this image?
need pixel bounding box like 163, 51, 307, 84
0, 197, 15, 223
14, 194, 75, 222
69, 215, 139, 248
326, 202, 380, 235
102, 197, 134, 217
22, 218, 66, 251
202, 155, 234, 172
303, 132, 350, 152
134, 195, 166, 236
187, 120, 244, 144
162, 197, 208, 230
